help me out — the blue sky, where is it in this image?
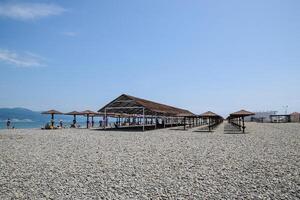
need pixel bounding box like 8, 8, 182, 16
0, 0, 299, 116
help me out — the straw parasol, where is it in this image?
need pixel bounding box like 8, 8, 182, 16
199, 111, 221, 131
199, 111, 220, 118
229, 109, 255, 133
230, 110, 255, 117
41, 109, 63, 127
79, 110, 98, 128
65, 111, 81, 125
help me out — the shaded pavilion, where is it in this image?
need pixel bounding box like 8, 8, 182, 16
65, 111, 81, 126
98, 94, 195, 131
229, 110, 255, 133
41, 109, 63, 127
79, 110, 99, 128
199, 111, 223, 131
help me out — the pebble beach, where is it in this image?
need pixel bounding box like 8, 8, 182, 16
0, 122, 299, 199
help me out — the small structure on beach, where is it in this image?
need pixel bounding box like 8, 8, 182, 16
228, 110, 255, 133
41, 109, 63, 127
98, 94, 195, 131
289, 112, 300, 123
196, 111, 223, 131
269, 114, 291, 123
65, 111, 81, 127
79, 110, 99, 128
245, 111, 277, 123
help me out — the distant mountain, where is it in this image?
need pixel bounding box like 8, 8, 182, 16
0, 107, 81, 122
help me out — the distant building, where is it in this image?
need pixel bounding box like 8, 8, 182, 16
245, 111, 277, 122
290, 112, 300, 123
270, 115, 291, 123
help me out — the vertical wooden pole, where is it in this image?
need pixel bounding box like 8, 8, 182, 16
104, 108, 107, 129
86, 114, 89, 129
242, 117, 245, 133
51, 114, 54, 127
142, 108, 145, 132
155, 116, 157, 129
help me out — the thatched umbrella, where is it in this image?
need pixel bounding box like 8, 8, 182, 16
79, 110, 98, 128
230, 109, 255, 117
41, 110, 63, 127
199, 111, 220, 131
229, 110, 255, 133
65, 111, 81, 126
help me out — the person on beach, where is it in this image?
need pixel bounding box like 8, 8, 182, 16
6, 118, 11, 129
50, 118, 54, 128
59, 120, 63, 128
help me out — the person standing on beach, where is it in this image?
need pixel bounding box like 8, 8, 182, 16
50, 118, 54, 128
59, 120, 63, 128
6, 118, 11, 129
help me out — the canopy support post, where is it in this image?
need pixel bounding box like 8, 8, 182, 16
242, 117, 245, 133
51, 113, 54, 127
104, 108, 107, 129
142, 107, 145, 132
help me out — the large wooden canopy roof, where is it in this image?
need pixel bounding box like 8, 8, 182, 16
98, 94, 195, 117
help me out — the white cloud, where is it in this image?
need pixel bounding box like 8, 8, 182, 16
0, 3, 65, 20
62, 31, 78, 37
0, 49, 45, 67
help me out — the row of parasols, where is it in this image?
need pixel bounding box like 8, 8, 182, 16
41, 109, 114, 128
42, 109, 255, 130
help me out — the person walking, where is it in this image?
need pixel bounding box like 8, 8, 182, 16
6, 118, 11, 129
59, 119, 63, 128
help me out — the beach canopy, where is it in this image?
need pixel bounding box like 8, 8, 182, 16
199, 111, 220, 118
41, 109, 63, 115
65, 111, 81, 126
98, 94, 195, 117
79, 110, 98, 115
79, 110, 98, 128
41, 109, 63, 127
230, 110, 255, 117
65, 111, 81, 115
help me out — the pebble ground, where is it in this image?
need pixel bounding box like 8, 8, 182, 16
0, 122, 299, 199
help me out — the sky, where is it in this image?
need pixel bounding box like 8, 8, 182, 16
0, 0, 299, 116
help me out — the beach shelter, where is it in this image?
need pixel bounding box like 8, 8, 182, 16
65, 111, 81, 125
199, 111, 221, 131
79, 110, 98, 128
41, 110, 63, 127
229, 110, 255, 133
98, 94, 195, 131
